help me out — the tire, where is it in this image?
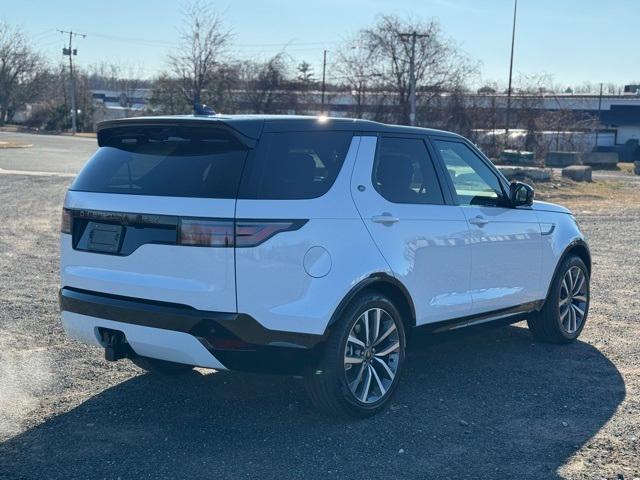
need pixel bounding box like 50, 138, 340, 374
527, 255, 590, 344
304, 292, 406, 418
131, 356, 195, 375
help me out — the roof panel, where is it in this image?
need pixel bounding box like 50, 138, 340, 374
97, 114, 459, 140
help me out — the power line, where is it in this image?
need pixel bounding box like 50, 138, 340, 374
85, 31, 174, 47
237, 41, 337, 48
84, 30, 336, 49
58, 30, 86, 134
33, 31, 59, 42
40, 38, 68, 49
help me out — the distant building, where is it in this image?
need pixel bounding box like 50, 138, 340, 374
601, 105, 640, 145
477, 86, 497, 94
91, 89, 152, 124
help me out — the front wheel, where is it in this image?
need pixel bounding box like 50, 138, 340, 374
304, 292, 406, 418
528, 255, 590, 343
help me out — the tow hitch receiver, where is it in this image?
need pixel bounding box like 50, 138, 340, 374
99, 328, 135, 362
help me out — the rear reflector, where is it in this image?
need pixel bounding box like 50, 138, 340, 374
235, 221, 304, 247
61, 209, 72, 234
179, 219, 234, 247
179, 219, 306, 247
207, 337, 254, 351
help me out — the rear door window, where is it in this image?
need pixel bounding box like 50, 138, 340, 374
70, 125, 249, 198
372, 137, 444, 205
241, 131, 353, 199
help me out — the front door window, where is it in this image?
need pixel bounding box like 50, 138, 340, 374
433, 140, 505, 206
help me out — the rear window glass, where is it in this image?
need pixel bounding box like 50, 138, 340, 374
70, 126, 249, 198
373, 137, 444, 205
241, 131, 353, 199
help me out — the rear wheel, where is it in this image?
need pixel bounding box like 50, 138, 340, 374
304, 292, 406, 418
131, 356, 194, 375
528, 255, 590, 343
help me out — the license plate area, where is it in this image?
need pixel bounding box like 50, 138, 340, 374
86, 222, 123, 253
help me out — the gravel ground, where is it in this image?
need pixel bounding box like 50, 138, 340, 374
0, 172, 638, 480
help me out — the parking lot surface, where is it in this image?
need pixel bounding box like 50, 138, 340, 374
0, 134, 638, 479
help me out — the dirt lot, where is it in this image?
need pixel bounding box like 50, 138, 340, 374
0, 168, 639, 479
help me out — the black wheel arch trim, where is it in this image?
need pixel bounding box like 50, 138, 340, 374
544, 238, 591, 301
325, 273, 416, 333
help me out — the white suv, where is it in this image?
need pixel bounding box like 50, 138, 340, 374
60, 115, 591, 417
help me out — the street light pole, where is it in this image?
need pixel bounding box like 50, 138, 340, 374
595, 82, 603, 148
505, 0, 518, 140
321, 49, 327, 115
409, 32, 417, 126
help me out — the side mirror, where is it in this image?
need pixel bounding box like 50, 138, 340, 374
509, 181, 534, 207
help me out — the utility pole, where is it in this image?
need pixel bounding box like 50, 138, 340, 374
58, 30, 86, 134
505, 0, 518, 139
321, 49, 327, 115
399, 31, 429, 126
595, 82, 603, 148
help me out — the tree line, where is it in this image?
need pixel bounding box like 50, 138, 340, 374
0, 5, 479, 131
0, 1, 630, 155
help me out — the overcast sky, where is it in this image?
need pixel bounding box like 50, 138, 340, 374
3, 0, 638, 87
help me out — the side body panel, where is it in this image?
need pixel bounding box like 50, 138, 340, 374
350, 136, 473, 325
234, 137, 391, 335
461, 204, 544, 314
428, 137, 545, 314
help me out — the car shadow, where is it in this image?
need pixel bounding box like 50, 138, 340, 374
0, 323, 624, 479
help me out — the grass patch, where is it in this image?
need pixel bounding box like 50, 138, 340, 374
0, 141, 32, 149
618, 162, 636, 175
534, 176, 639, 211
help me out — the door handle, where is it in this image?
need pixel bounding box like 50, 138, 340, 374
372, 213, 399, 225
469, 215, 489, 227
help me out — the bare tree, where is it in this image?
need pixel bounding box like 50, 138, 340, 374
168, 0, 232, 109
360, 15, 478, 125
0, 21, 44, 125
149, 73, 191, 114
22, 63, 95, 132
237, 53, 294, 114
297, 61, 314, 84
293, 60, 316, 114
333, 34, 382, 118
508, 74, 554, 153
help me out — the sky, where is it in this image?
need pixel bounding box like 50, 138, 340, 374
2, 0, 638, 88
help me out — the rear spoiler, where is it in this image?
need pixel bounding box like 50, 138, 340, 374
96, 117, 263, 148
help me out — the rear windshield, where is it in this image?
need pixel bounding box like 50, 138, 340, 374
70, 126, 249, 198
241, 131, 353, 199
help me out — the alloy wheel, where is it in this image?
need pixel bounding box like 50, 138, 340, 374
559, 266, 588, 334
344, 307, 401, 404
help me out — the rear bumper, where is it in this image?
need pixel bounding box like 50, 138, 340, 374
59, 287, 326, 374
61, 311, 228, 369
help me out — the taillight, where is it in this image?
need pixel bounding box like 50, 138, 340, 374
235, 220, 305, 247
61, 209, 72, 234
179, 219, 234, 247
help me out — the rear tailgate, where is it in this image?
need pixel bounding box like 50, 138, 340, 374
61, 121, 253, 312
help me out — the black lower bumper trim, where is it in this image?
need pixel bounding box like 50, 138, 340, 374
59, 287, 326, 373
